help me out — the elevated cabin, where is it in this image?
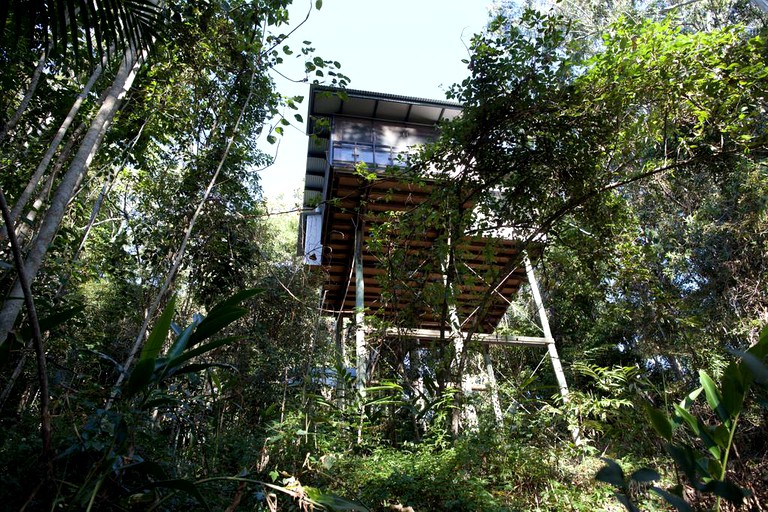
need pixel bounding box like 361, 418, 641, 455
298, 86, 530, 334
297, 87, 573, 436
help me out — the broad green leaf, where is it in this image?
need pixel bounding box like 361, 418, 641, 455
186, 289, 262, 348
124, 358, 156, 398
165, 336, 241, 371
364, 383, 403, 393
141, 297, 176, 361
188, 308, 246, 347
720, 362, 747, 416
37, 305, 85, 333
166, 321, 197, 362
304, 487, 368, 511
680, 386, 703, 410
19, 305, 85, 342
673, 404, 700, 436
596, 458, 626, 488
650, 487, 693, 512
701, 480, 748, 505
699, 370, 729, 425
694, 419, 722, 460
169, 362, 237, 376
712, 424, 730, 449
315, 0, 323, 9
666, 444, 698, 485
705, 458, 723, 480
644, 403, 673, 441
630, 468, 660, 483
750, 324, 768, 360
731, 349, 768, 386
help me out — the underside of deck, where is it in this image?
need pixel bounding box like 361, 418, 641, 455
314, 169, 527, 334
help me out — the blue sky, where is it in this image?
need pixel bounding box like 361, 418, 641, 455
257, 0, 494, 204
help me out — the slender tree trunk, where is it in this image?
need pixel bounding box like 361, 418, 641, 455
54, 118, 149, 299
2, 62, 104, 241
113, 65, 260, 393
0, 187, 51, 470
0, 47, 143, 347
482, 345, 503, 425
0, 50, 47, 144
13, 120, 87, 245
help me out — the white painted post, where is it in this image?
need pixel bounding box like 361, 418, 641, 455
524, 255, 581, 444
482, 346, 503, 425
354, 220, 368, 398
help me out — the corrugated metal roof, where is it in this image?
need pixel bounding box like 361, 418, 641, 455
308, 85, 462, 128
309, 85, 462, 114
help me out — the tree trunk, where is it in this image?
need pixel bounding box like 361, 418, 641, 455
54, 118, 149, 299
14, 120, 87, 245
2, 62, 104, 241
0, 47, 143, 346
0, 50, 47, 144
482, 345, 503, 425
113, 64, 259, 393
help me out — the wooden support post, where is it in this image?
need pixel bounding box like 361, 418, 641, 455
524, 255, 581, 444
334, 317, 346, 408
482, 345, 503, 425
354, 220, 367, 397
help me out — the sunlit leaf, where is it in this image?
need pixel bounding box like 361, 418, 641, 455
699, 370, 729, 425
141, 296, 176, 361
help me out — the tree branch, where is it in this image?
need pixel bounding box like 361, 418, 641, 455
0, 186, 52, 471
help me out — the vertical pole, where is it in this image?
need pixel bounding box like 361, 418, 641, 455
524, 255, 581, 444
354, 220, 367, 397
334, 317, 346, 408
441, 235, 466, 436
482, 346, 503, 425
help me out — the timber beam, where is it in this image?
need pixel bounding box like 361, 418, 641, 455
383, 328, 552, 347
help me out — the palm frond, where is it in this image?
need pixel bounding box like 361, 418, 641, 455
1, 0, 165, 64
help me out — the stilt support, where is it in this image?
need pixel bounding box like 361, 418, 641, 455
524, 254, 581, 444
354, 220, 368, 397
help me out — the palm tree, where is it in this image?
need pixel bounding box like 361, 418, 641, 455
0, 1, 165, 344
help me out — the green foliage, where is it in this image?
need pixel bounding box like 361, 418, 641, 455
3, 2, 768, 510
600, 325, 768, 511
1, 0, 163, 64
41, 290, 256, 508
329, 444, 503, 511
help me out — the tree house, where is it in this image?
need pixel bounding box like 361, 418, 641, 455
298, 85, 573, 432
